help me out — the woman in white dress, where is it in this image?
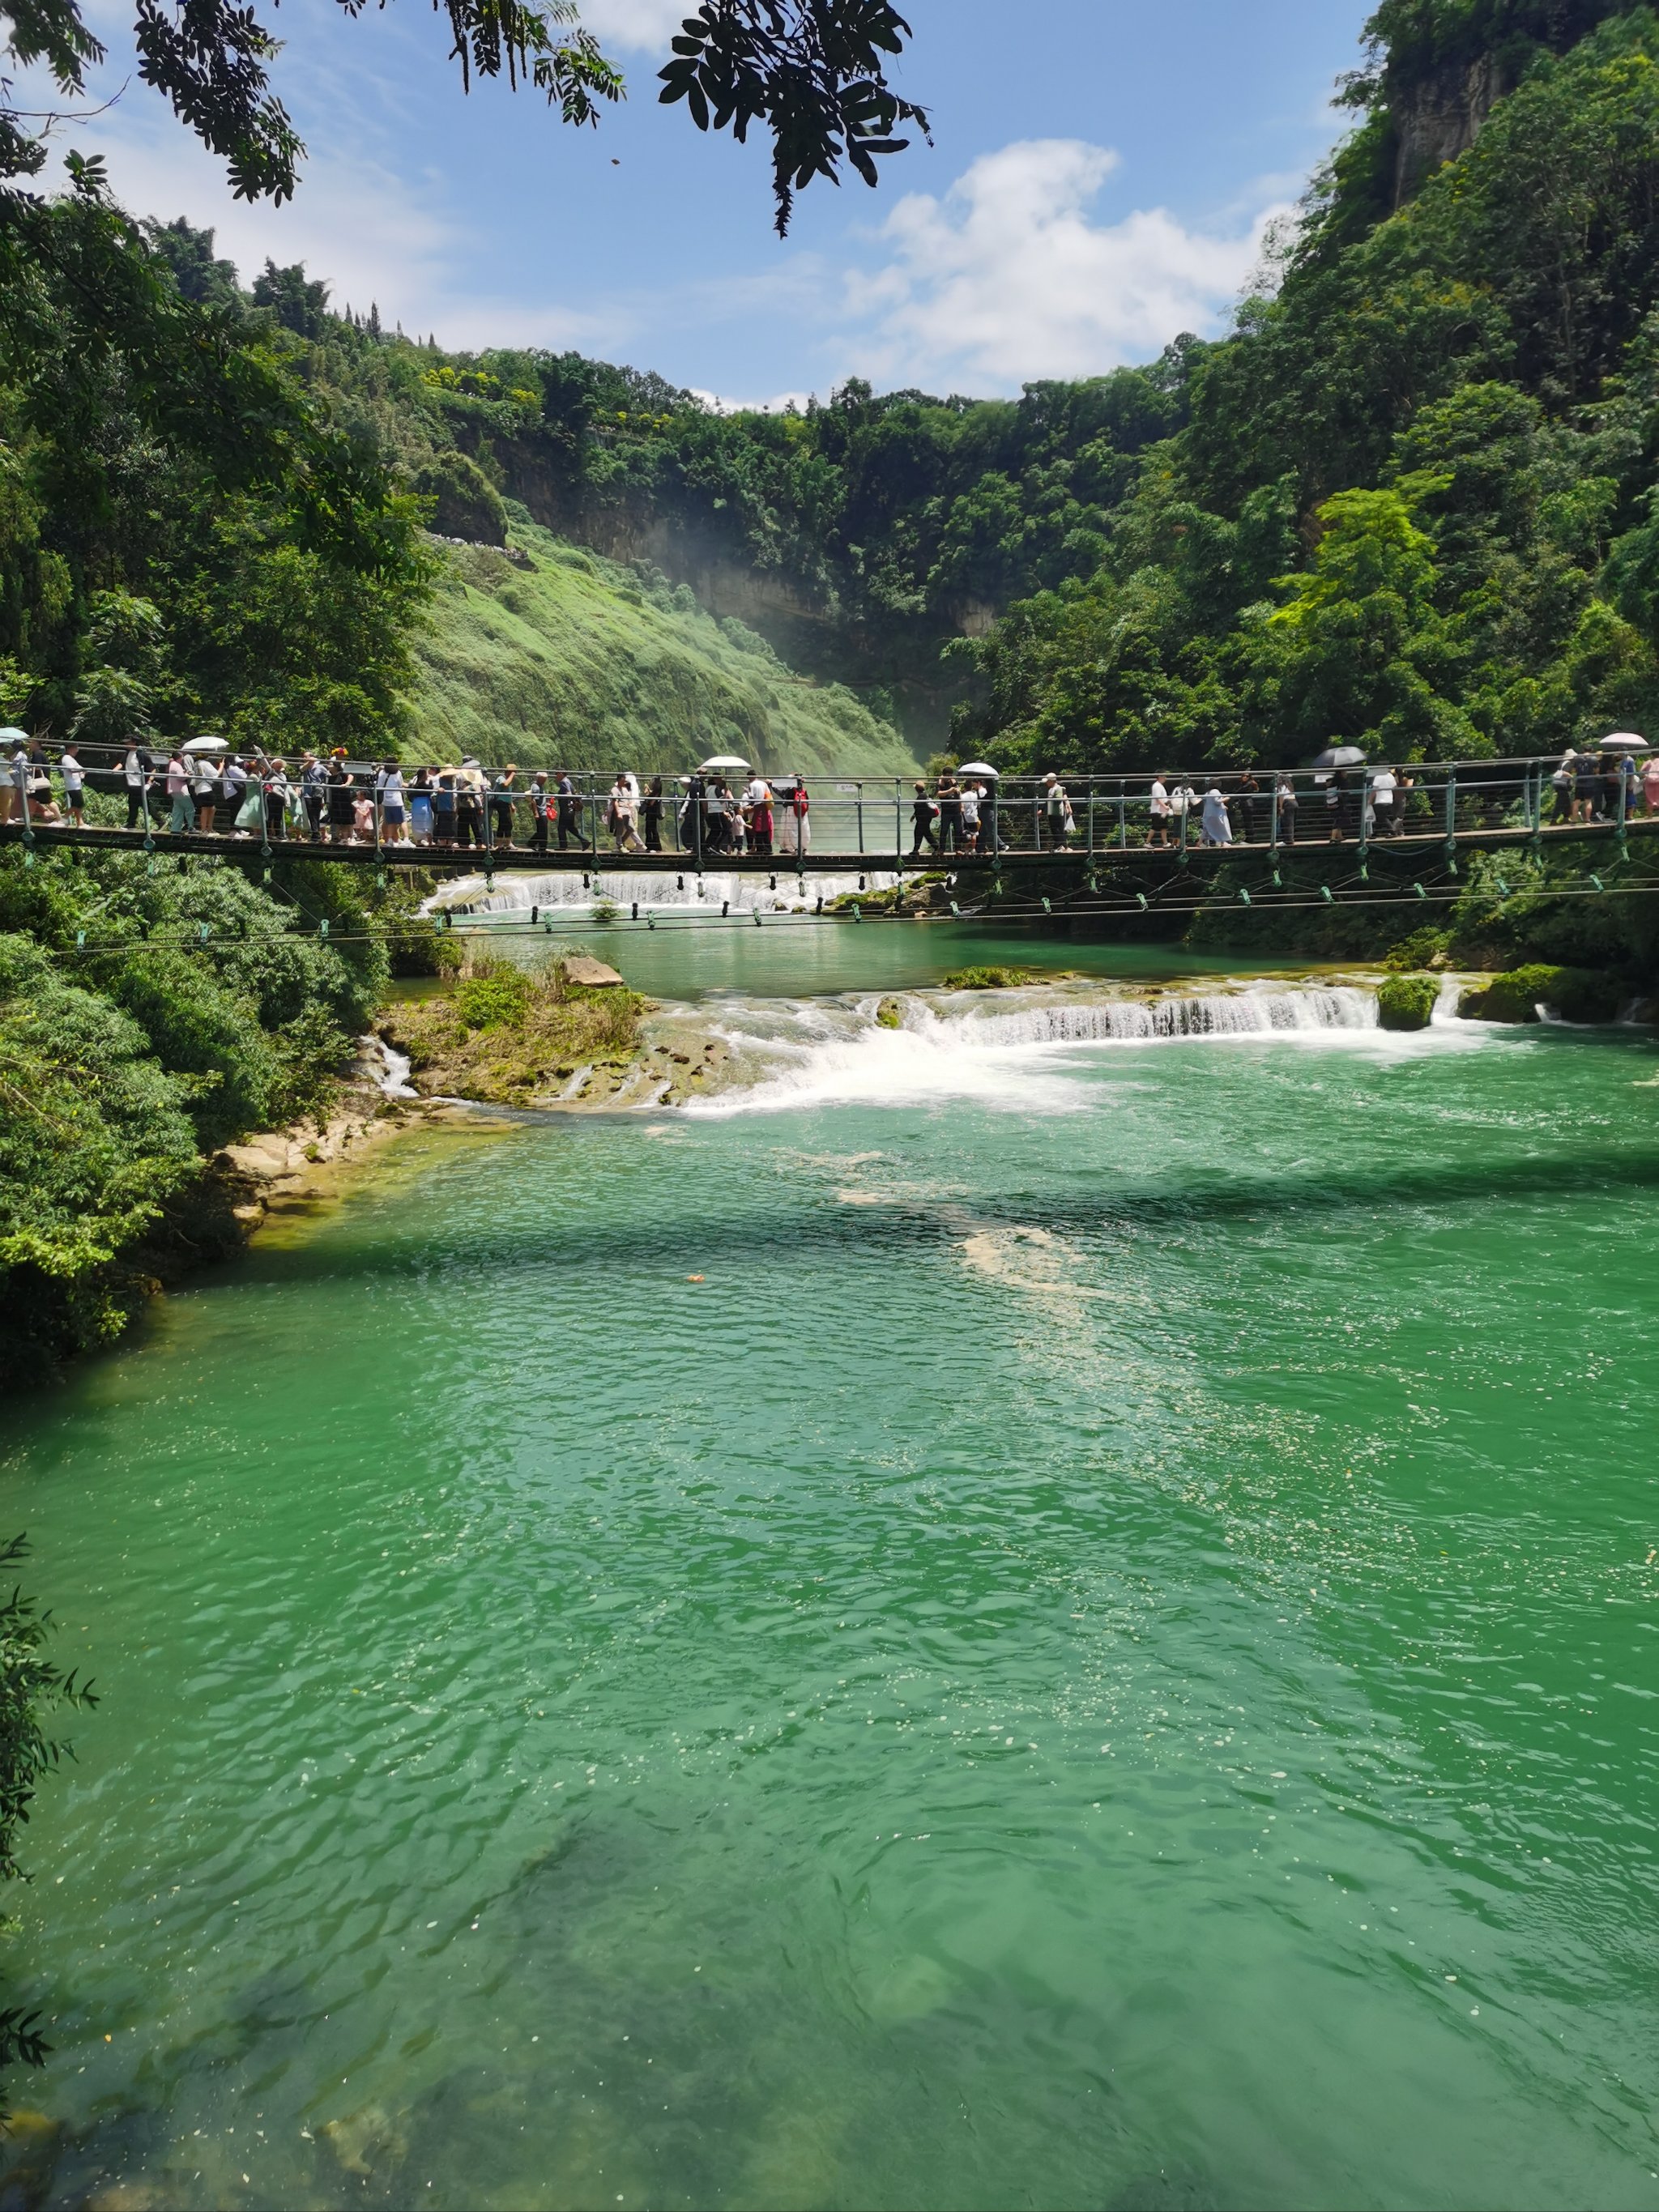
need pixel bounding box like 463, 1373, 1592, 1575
1201, 783, 1232, 846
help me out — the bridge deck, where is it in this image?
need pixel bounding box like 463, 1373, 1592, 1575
2, 816, 1652, 876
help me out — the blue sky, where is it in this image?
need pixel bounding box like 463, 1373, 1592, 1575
56, 0, 1375, 401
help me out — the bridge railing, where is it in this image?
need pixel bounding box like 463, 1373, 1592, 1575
6, 746, 1651, 862
359, 752, 1642, 863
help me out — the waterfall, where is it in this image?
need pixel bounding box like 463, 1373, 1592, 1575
429, 868, 900, 917
928, 986, 1377, 1046
684, 980, 1389, 1119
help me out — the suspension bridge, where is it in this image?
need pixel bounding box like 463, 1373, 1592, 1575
4, 752, 1656, 931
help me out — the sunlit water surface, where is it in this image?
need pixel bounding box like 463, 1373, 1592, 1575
4, 931, 1659, 2210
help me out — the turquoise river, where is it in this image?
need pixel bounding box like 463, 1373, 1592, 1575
2, 924, 1658, 2210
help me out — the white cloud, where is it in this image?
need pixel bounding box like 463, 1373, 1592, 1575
689, 386, 817, 415
839, 139, 1289, 392
41, 68, 637, 353
577, 0, 688, 54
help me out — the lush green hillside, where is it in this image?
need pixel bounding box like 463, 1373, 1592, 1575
407, 516, 918, 776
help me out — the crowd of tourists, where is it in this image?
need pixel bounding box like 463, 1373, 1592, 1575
906, 766, 1420, 850
5, 734, 1659, 853
1548, 744, 1656, 825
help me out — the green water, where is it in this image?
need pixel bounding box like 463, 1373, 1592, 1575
463, 914, 1300, 1002
5, 936, 1659, 2210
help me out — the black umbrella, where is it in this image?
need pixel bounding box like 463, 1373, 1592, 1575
1310, 744, 1368, 770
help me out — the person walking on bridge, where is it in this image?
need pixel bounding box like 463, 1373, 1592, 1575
262, 760, 290, 841
455, 759, 486, 850
1042, 773, 1073, 849
608, 771, 644, 854
529, 771, 551, 855
58, 745, 85, 828
490, 765, 518, 848
326, 752, 354, 842
556, 769, 579, 851
1201, 782, 1232, 846
224, 754, 249, 832
301, 752, 326, 841
937, 771, 964, 855
121, 743, 147, 829
908, 780, 938, 859
744, 771, 774, 856
432, 768, 457, 846
379, 761, 406, 844
165, 748, 195, 834
1148, 776, 1171, 849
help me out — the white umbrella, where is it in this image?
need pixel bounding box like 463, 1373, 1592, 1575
183, 734, 228, 753
1597, 731, 1652, 752
0, 727, 27, 743
698, 754, 751, 771
1311, 744, 1367, 769
957, 761, 1000, 777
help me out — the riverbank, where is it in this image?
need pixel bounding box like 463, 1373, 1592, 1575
214, 1047, 471, 1233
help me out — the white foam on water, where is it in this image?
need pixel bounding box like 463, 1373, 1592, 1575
684, 982, 1402, 1119
427, 869, 900, 918
369, 1037, 419, 1098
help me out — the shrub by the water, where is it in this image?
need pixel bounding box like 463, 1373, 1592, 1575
1377, 974, 1439, 1029
454, 969, 535, 1032
0, 847, 406, 1362
1384, 929, 1451, 973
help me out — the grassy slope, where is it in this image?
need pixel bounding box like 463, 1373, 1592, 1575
407, 519, 919, 778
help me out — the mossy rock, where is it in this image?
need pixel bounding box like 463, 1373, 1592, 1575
1377, 974, 1438, 1030
1457, 964, 1624, 1024
942, 965, 1030, 991
874, 996, 903, 1029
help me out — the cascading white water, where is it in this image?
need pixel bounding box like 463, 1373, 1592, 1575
429, 869, 900, 916
922, 985, 1377, 1045
683, 980, 1399, 1119
369, 1036, 419, 1098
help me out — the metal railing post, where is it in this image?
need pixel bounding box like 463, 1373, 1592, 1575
1118, 785, 1127, 849
855, 782, 864, 859
1444, 766, 1458, 873
1087, 782, 1095, 856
